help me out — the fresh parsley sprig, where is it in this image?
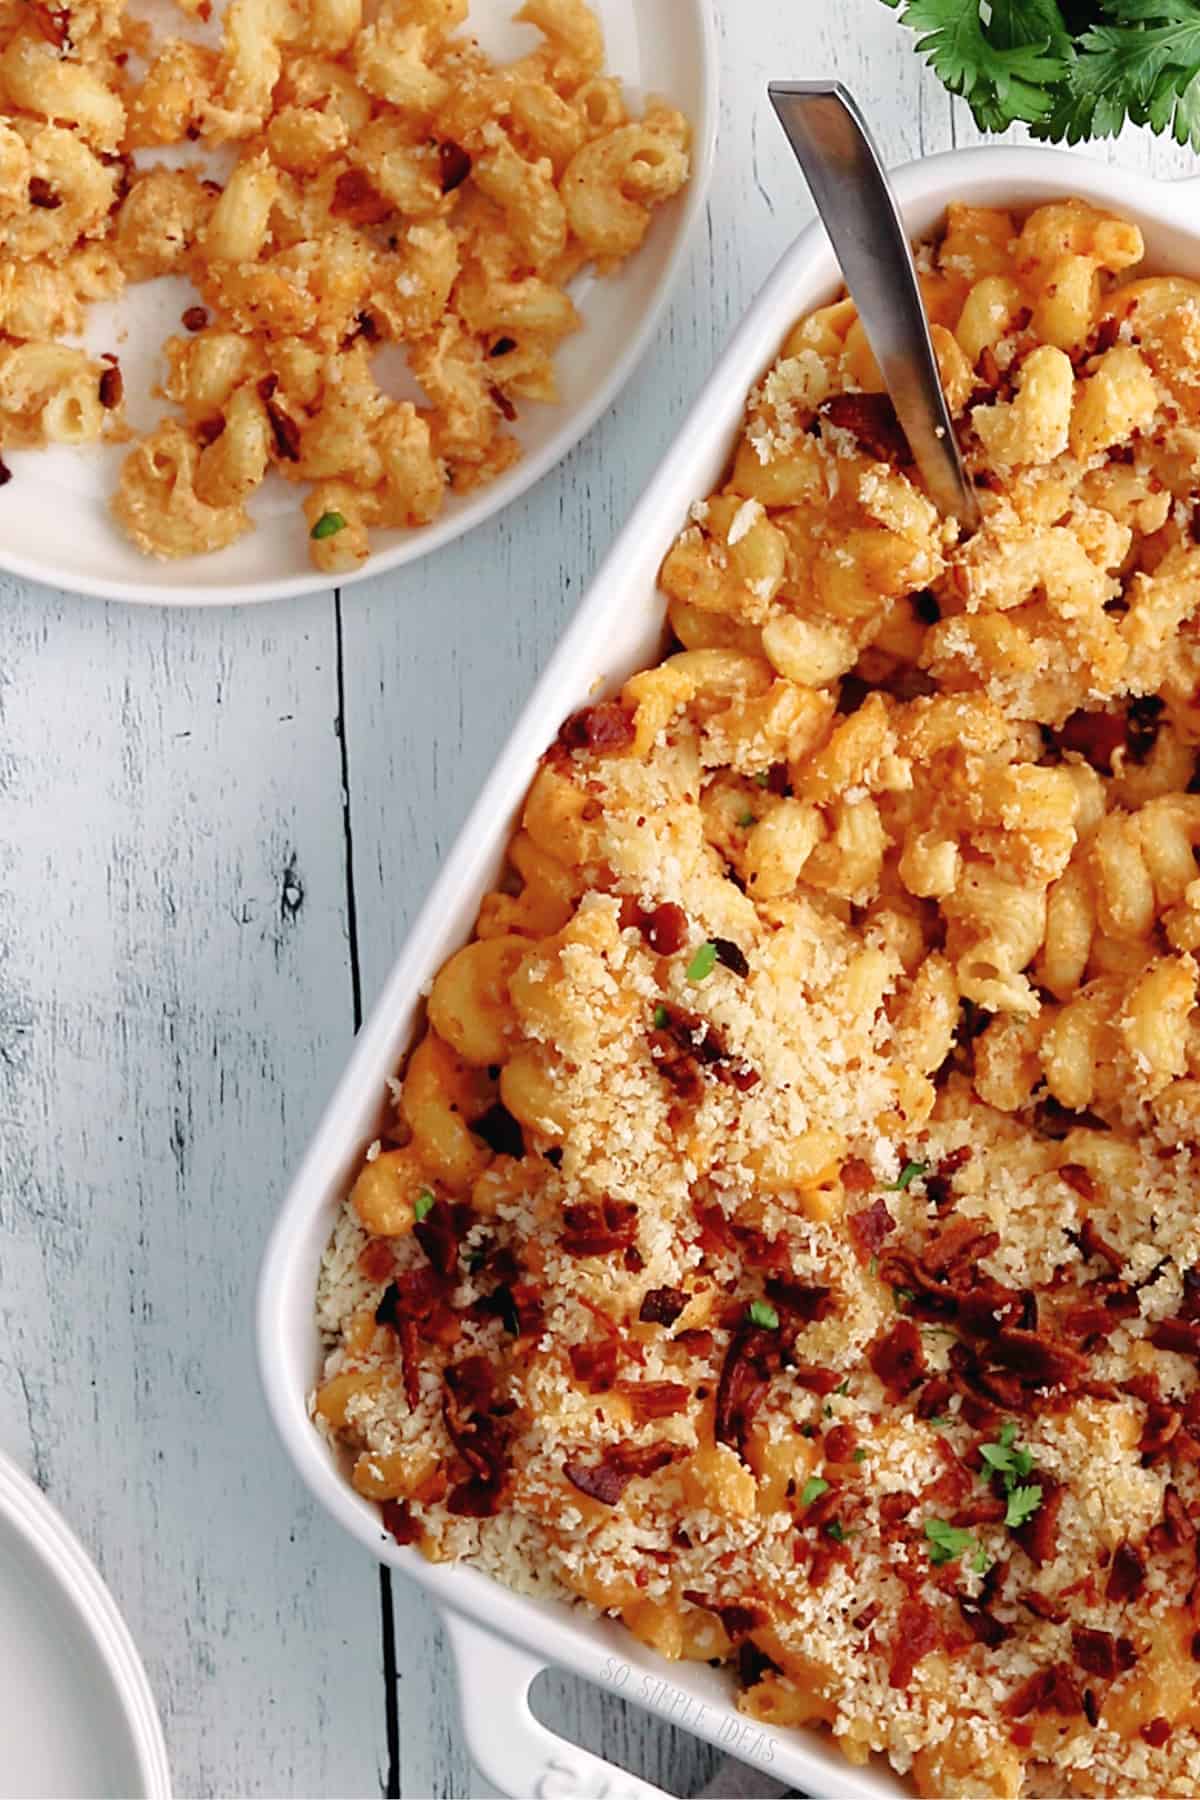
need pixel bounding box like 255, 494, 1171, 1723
886, 0, 1200, 148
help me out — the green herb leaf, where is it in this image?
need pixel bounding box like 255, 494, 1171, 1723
980, 1423, 1036, 1491
747, 1298, 780, 1330
924, 1517, 977, 1565
799, 1476, 829, 1507
686, 942, 718, 983
886, 1160, 929, 1191
886, 0, 1073, 135
972, 1542, 991, 1574
653, 1004, 670, 1029
853, 1447, 868, 1462
824, 1519, 850, 1542
311, 510, 347, 540
413, 1189, 435, 1221
1004, 1483, 1044, 1530
893, 1286, 917, 1306
835, 1378, 850, 1395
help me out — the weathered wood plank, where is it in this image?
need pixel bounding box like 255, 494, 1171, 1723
0, 580, 385, 1798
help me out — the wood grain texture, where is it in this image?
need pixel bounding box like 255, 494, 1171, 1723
2, 1, 1199, 1796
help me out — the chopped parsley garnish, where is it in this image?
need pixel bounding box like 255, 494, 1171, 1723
886, 1160, 928, 1191
799, 1476, 829, 1508
1004, 1484, 1044, 1530
413, 1188, 435, 1222
736, 810, 757, 828
824, 1519, 851, 1542
685, 941, 718, 983
973, 1542, 991, 1574
311, 510, 347, 540
852, 1447, 867, 1463
980, 1420, 1036, 1486
746, 1298, 780, 1330
924, 1518, 977, 1566
652, 1003, 670, 1029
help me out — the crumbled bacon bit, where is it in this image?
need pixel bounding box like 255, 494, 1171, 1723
1140, 1401, 1182, 1464
561, 1198, 638, 1257
557, 702, 636, 754
790, 1364, 842, 1395
820, 391, 913, 465
1067, 1215, 1124, 1273
847, 1197, 894, 1263
823, 1423, 857, 1463
1059, 1163, 1096, 1201
1052, 709, 1127, 771
563, 1440, 685, 1505
637, 902, 688, 953
1150, 1483, 1195, 1553
1107, 1541, 1146, 1604
28, 177, 61, 209
1014, 1478, 1062, 1568
615, 1380, 690, 1423
438, 139, 472, 192
989, 1329, 1088, 1392
923, 1216, 1001, 1278
1152, 1316, 1200, 1358
1072, 1626, 1137, 1679
889, 1597, 939, 1689
380, 1499, 420, 1545
1022, 1590, 1066, 1623
649, 1003, 759, 1093
568, 1338, 618, 1391
1141, 1717, 1172, 1748
869, 1319, 926, 1397
1091, 316, 1120, 355
959, 1596, 1011, 1648
98, 364, 123, 409
763, 1275, 833, 1322
841, 1158, 874, 1194
712, 936, 750, 977
639, 1286, 688, 1326
197, 417, 225, 448
332, 168, 392, 224
413, 1198, 458, 1278
1005, 1663, 1083, 1718
715, 1325, 777, 1461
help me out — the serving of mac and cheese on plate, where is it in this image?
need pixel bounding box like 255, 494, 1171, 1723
0, 0, 703, 597
312, 196, 1200, 1796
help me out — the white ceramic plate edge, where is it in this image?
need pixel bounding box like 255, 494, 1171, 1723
258, 144, 1200, 1797
0, 0, 718, 608
0, 1453, 172, 1800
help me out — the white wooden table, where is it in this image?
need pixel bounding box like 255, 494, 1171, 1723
2, 2, 1196, 1793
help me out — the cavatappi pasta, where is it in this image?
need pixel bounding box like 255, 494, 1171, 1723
315, 199, 1200, 1797
0, 0, 690, 568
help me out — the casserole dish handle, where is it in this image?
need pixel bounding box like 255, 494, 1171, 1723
442, 1609, 673, 1799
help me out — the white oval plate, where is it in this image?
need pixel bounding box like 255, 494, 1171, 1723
0, 1452, 171, 1800
0, 0, 716, 606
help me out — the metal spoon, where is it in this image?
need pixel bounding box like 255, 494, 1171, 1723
768, 80, 979, 532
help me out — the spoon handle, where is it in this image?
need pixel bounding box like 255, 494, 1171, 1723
768, 80, 979, 531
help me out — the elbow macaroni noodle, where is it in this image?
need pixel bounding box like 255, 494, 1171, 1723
0, 0, 690, 568
313, 199, 1200, 1797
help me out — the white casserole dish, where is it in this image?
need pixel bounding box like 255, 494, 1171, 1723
258, 144, 1200, 1800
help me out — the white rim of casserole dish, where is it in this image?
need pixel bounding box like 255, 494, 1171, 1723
0, 0, 719, 609
257, 143, 1200, 1798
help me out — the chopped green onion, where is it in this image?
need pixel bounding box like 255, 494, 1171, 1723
413, 1188, 435, 1222
799, 1476, 829, 1508
746, 1298, 779, 1330
652, 1003, 670, 1029
685, 942, 717, 983
972, 1543, 991, 1574
885, 1160, 929, 1192
852, 1447, 867, 1463
311, 510, 347, 540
